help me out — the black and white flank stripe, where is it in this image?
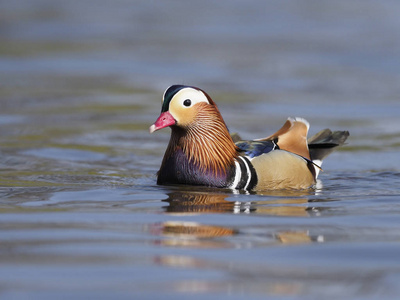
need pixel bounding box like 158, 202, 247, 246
229, 156, 258, 190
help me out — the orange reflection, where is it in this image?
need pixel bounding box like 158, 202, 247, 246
275, 231, 312, 244
149, 220, 314, 248
149, 221, 237, 248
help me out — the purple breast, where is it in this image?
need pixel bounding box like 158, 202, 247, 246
157, 149, 234, 188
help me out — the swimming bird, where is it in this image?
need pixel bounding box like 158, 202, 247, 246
149, 85, 349, 191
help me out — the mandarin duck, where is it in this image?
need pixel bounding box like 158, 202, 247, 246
150, 85, 349, 191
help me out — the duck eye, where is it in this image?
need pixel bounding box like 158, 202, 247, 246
183, 99, 191, 107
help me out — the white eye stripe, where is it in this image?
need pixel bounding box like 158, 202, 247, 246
172, 88, 209, 107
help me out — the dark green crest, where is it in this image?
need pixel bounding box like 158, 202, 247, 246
161, 85, 187, 112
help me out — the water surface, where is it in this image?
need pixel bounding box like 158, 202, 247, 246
1, 1, 400, 299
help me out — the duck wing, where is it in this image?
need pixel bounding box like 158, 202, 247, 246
236, 139, 279, 158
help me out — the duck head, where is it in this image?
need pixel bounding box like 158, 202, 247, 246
149, 85, 238, 183
149, 85, 216, 133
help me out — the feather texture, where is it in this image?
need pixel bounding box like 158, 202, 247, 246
185, 104, 237, 175
165, 102, 238, 177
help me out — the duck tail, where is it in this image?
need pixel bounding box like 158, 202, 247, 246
308, 129, 349, 168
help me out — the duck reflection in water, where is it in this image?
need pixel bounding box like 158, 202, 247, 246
152, 190, 327, 248
162, 189, 323, 217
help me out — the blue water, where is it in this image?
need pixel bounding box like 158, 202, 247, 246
1, 1, 400, 299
